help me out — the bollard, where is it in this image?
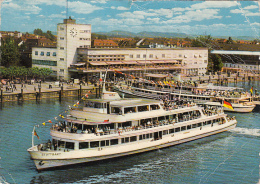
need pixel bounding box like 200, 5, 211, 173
38, 87, 41, 100
0, 89, 2, 102
59, 86, 63, 102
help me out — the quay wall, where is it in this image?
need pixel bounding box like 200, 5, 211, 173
0, 89, 93, 102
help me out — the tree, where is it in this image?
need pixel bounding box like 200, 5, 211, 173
39, 68, 53, 81
191, 35, 213, 48
209, 54, 223, 72
226, 37, 234, 44
0, 36, 20, 67
33, 28, 43, 36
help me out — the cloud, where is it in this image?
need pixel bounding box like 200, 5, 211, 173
147, 17, 160, 24
117, 11, 157, 19
90, 0, 107, 4
2, 2, 41, 14
251, 22, 260, 26
166, 9, 222, 24
244, 5, 258, 10
23, 0, 65, 6
148, 8, 174, 18
68, 1, 103, 14
111, 6, 129, 10
48, 14, 65, 18
231, 8, 260, 16
190, 1, 238, 10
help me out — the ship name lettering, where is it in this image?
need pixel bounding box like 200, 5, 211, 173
42, 153, 61, 156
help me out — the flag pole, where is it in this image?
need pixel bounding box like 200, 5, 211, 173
32, 126, 35, 147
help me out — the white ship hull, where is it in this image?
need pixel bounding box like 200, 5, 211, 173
28, 120, 236, 170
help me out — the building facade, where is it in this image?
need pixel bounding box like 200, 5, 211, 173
32, 18, 208, 81
32, 17, 91, 80
69, 48, 208, 82
211, 50, 260, 73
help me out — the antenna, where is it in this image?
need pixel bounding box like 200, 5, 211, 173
66, 0, 68, 19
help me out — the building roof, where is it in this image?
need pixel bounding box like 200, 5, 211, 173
211, 50, 260, 55
78, 47, 208, 51
92, 39, 118, 47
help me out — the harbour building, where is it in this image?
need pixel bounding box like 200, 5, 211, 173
211, 50, 260, 74
32, 18, 208, 81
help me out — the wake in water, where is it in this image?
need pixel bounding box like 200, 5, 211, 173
229, 127, 260, 137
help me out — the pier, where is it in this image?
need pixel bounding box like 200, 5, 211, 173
0, 82, 97, 102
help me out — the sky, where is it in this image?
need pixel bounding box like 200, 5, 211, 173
1, 0, 260, 38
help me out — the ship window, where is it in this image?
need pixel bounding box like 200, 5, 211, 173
90, 141, 99, 148
175, 127, 180, 132
125, 137, 129, 143
158, 116, 165, 121
181, 126, 186, 131
198, 123, 202, 127
110, 139, 118, 145
94, 102, 102, 108
138, 105, 149, 112
150, 133, 153, 138
101, 140, 106, 147
58, 141, 65, 148
130, 136, 137, 142
146, 134, 150, 139
111, 107, 121, 114
169, 128, 174, 134
106, 140, 109, 146
121, 138, 125, 144
79, 142, 89, 149
163, 130, 168, 135
192, 124, 197, 128
139, 135, 143, 140
124, 107, 136, 113
65, 142, 74, 149
187, 125, 191, 130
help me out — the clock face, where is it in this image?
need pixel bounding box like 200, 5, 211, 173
70, 28, 77, 37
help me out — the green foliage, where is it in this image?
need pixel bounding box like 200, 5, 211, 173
33, 28, 56, 41
91, 33, 108, 40
0, 36, 20, 67
226, 37, 234, 44
191, 35, 213, 48
209, 54, 223, 72
0, 66, 53, 80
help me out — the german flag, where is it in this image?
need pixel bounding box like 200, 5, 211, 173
34, 129, 39, 139
223, 101, 234, 111
250, 86, 253, 94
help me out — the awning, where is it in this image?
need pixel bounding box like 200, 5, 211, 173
88, 62, 107, 66
145, 74, 168, 78
71, 63, 86, 66
164, 60, 179, 63
106, 61, 123, 65
137, 61, 151, 64
66, 118, 112, 125
151, 61, 165, 64
122, 61, 138, 64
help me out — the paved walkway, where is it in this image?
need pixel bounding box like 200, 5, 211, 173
1, 82, 95, 95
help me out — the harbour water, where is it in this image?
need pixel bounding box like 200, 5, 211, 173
0, 82, 259, 184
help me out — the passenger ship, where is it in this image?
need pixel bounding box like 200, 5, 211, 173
114, 84, 255, 113
28, 86, 237, 170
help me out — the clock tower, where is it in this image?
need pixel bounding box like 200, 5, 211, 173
56, 17, 91, 80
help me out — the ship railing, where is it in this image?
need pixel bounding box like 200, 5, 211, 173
51, 115, 202, 136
